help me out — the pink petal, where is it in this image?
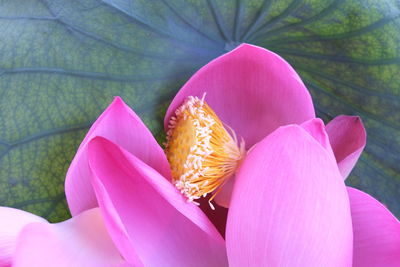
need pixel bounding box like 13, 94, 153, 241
326, 115, 366, 179
226, 125, 353, 267
213, 175, 236, 208
0, 207, 46, 266
13, 208, 127, 267
165, 43, 315, 148
88, 137, 228, 267
215, 118, 336, 209
301, 118, 333, 154
348, 187, 400, 267
65, 97, 171, 216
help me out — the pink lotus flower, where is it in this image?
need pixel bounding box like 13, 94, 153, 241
1, 44, 399, 266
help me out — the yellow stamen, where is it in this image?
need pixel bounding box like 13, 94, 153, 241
165, 94, 245, 209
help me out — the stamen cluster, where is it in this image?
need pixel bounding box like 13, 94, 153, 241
165, 95, 244, 209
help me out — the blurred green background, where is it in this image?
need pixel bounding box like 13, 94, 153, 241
0, 0, 399, 221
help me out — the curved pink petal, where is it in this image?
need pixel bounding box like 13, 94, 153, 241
66, 97, 171, 216
215, 118, 336, 209
165, 43, 315, 148
301, 118, 333, 154
13, 208, 128, 267
88, 137, 228, 267
0, 207, 46, 266
326, 115, 366, 179
348, 187, 400, 267
226, 125, 353, 267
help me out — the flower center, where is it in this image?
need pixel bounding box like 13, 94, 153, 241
165, 95, 245, 209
